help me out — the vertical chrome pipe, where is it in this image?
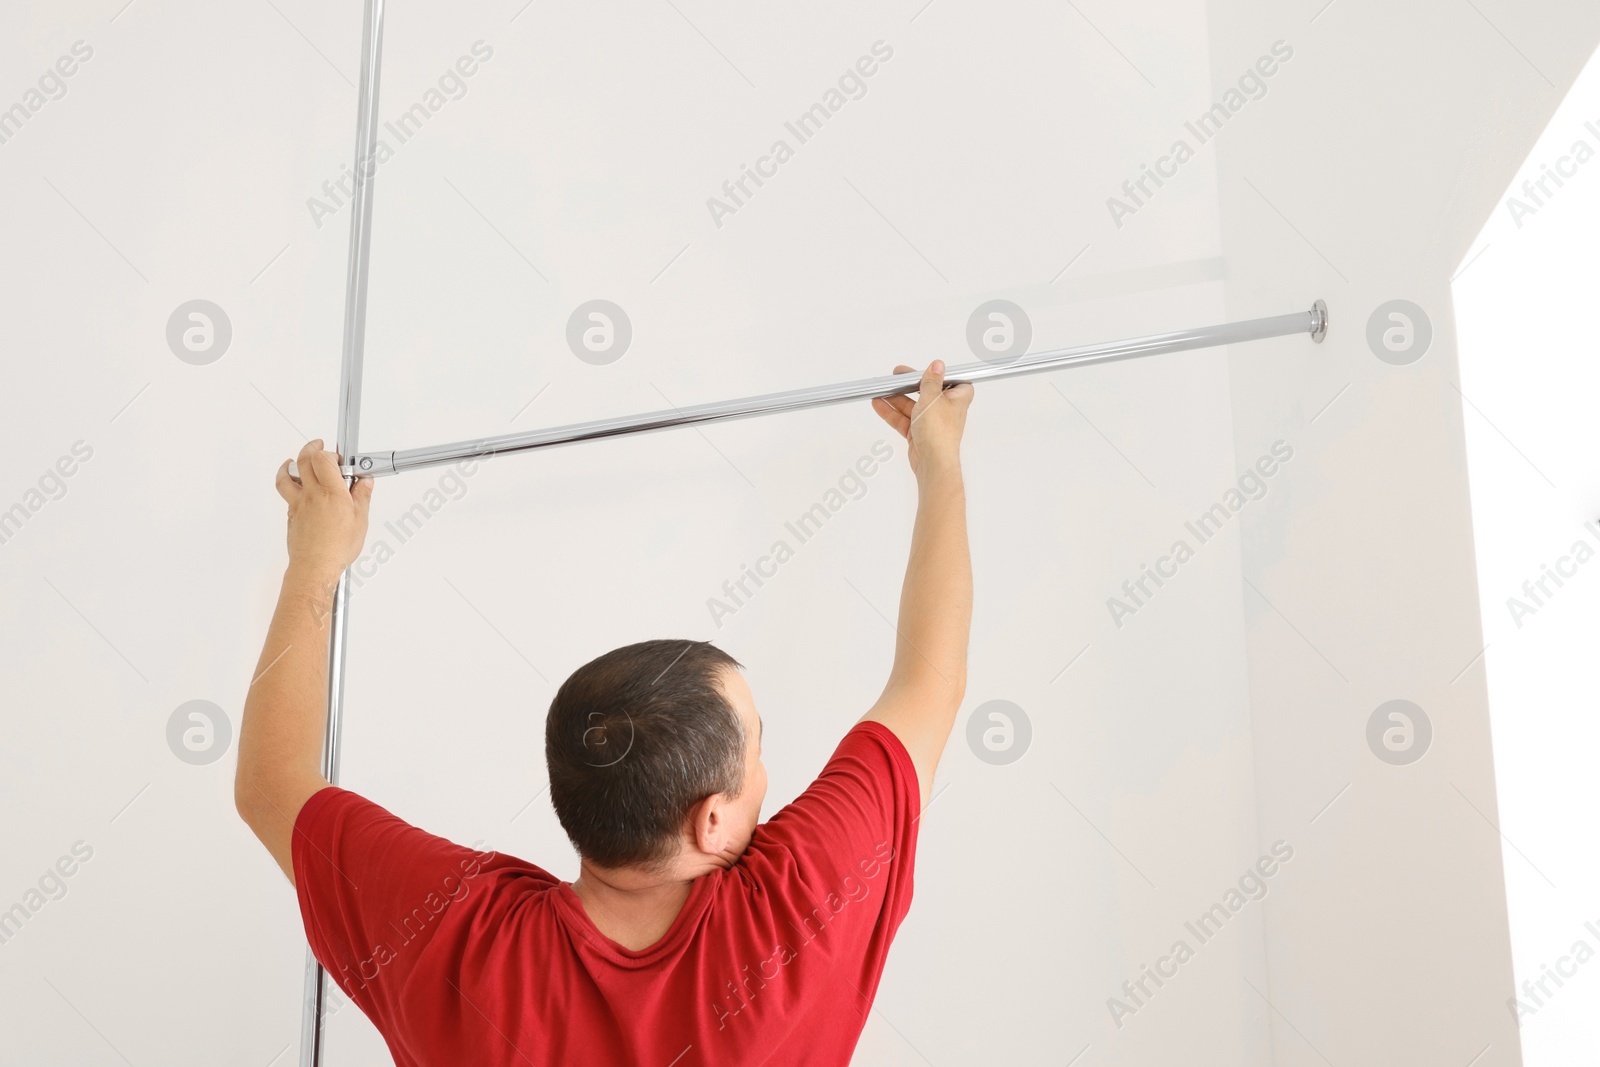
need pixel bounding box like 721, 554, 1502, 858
300, 0, 385, 1063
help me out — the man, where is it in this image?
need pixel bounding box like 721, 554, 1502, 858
236, 360, 974, 1065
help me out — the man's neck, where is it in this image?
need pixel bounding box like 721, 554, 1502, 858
569, 855, 724, 951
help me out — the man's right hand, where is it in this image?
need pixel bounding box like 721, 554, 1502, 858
871, 360, 973, 481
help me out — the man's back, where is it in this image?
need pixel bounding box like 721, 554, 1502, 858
294, 722, 920, 1066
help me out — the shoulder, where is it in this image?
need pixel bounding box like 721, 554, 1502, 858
293, 786, 560, 896
828, 720, 919, 783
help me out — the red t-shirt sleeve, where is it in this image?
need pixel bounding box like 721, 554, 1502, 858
749, 719, 922, 952
291, 786, 498, 1037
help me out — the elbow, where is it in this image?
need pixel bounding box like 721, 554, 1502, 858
234, 763, 265, 831
946, 671, 968, 715
933, 658, 967, 706
233, 770, 254, 826
885, 667, 966, 717
235, 760, 329, 841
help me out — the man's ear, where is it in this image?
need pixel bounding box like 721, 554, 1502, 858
687, 793, 728, 855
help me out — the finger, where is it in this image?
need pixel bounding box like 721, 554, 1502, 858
880, 365, 918, 418
877, 391, 915, 419
274, 459, 303, 504
944, 381, 975, 407
297, 440, 329, 491
870, 397, 911, 439
307, 442, 347, 494
914, 360, 946, 407
352, 475, 376, 515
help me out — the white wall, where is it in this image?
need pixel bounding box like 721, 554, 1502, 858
1211, 3, 1600, 1066
0, 1, 1589, 1065
1455, 44, 1600, 1067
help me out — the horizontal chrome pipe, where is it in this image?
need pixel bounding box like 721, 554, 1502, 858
293, 301, 1326, 480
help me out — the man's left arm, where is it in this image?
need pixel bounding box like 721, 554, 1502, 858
235, 439, 374, 885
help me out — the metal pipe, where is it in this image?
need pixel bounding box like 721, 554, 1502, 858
300, 0, 385, 1063
316, 301, 1326, 480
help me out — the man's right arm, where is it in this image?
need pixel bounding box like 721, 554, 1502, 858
860, 360, 974, 811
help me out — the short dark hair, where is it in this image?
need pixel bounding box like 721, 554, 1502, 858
545, 639, 746, 870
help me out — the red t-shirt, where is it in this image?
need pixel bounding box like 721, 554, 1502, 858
293, 720, 920, 1066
